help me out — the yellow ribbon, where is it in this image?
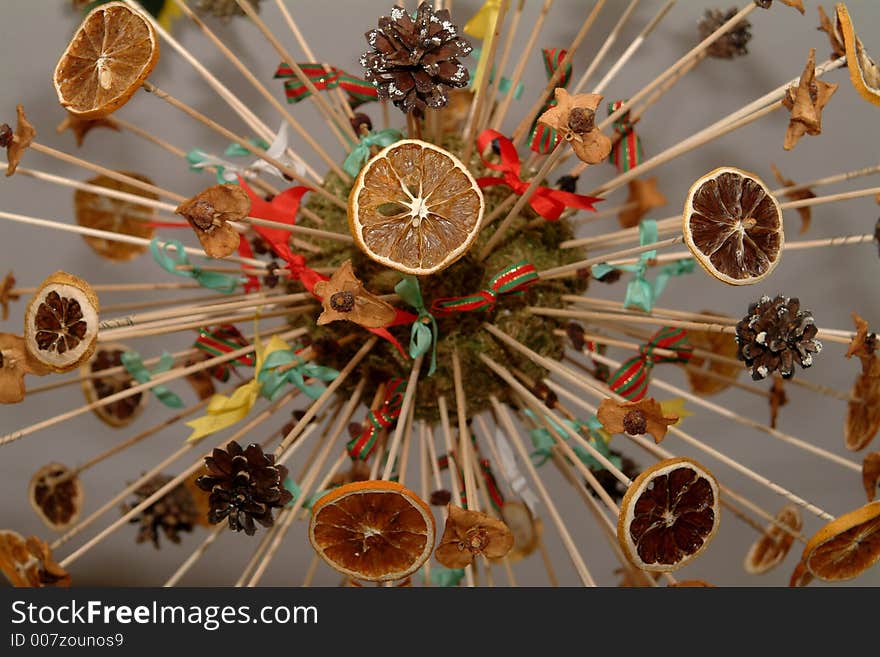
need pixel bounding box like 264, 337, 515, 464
185, 334, 291, 443
465, 0, 503, 90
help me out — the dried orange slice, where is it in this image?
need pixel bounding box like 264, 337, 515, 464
54, 2, 159, 119
618, 457, 720, 572
348, 139, 484, 275
308, 479, 435, 582
683, 311, 741, 396
837, 4, 880, 107
743, 504, 801, 574
80, 343, 147, 428
801, 501, 880, 581
29, 463, 84, 532
845, 353, 880, 451
683, 167, 783, 285
75, 173, 158, 261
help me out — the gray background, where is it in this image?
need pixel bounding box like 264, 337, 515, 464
1, 0, 879, 586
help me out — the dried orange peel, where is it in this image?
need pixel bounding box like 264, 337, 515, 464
836, 3, 880, 107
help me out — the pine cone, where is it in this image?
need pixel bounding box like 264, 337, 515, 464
122, 475, 199, 548
699, 8, 752, 59
735, 295, 822, 380
195, 0, 261, 20
361, 3, 472, 116
196, 441, 292, 536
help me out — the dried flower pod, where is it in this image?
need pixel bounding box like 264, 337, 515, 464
0, 333, 48, 404
0, 531, 71, 587
618, 177, 667, 228
537, 88, 612, 164
29, 463, 84, 532
846, 312, 877, 360
4, 105, 36, 177
313, 260, 396, 328
1, 271, 19, 321
361, 4, 472, 116
24, 272, 99, 374
862, 452, 880, 503
122, 474, 200, 548
56, 112, 119, 147
781, 49, 837, 151
597, 397, 678, 444
435, 504, 514, 568
176, 184, 249, 258
430, 489, 452, 506
699, 7, 752, 59
80, 343, 147, 427
770, 164, 815, 234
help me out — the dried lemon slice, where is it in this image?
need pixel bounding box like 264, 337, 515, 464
744, 504, 801, 575
683, 166, 784, 285
348, 139, 484, 275
309, 480, 435, 582
801, 501, 880, 581
54, 2, 160, 119
837, 3, 880, 107
618, 457, 720, 572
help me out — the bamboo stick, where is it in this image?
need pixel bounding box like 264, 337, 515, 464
382, 353, 425, 480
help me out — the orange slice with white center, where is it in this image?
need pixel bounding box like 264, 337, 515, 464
348, 139, 484, 275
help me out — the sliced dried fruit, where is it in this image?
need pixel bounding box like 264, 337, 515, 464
348, 139, 484, 275
618, 457, 720, 572
494, 501, 540, 563
4, 105, 36, 177
788, 559, 813, 587
845, 352, 880, 451
80, 343, 147, 427
176, 184, 248, 258
684, 312, 741, 396
863, 452, 880, 502
29, 463, 84, 532
435, 503, 514, 568
801, 501, 880, 581
837, 3, 880, 107
24, 271, 99, 373
744, 504, 801, 574
683, 167, 784, 285
313, 260, 396, 329
0, 333, 48, 404
54, 2, 160, 119
74, 172, 159, 261
0, 531, 71, 587
309, 480, 435, 582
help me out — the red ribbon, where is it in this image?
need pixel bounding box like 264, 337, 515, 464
237, 235, 261, 294
475, 129, 602, 221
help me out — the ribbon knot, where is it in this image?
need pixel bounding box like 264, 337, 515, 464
120, 350, 184, 408
394, 276, 438, 376
606, 327, 692, 401
346, 379, 407, 461
343, 128, 402, 178
275, 62, 378, 108
149, 239, 240, 294
431, 260, 539, 315
608, 99, 644, 173
258, 347, 339, 400
476, 129, 601, 220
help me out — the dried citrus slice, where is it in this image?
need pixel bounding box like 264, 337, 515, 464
618, 457, 720, 572
29, 463, 84, 532
494, 501, 540, 563
683, 167, 783, 285
308, 479, 435, 582
683, 311, 741, 396
844, 354, 880, 451
744, 504, 801, 574
348, 139, 484, 275
801, 501, 880, 581
80, 343, 147, 428
74, 172, 158, 261
837, 4, 880, 107
54, 2, 160, 119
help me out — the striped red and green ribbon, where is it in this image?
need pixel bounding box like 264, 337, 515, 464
608, 99, 643, 173
346, 379, 407, 461
431, 261, 538, 315
274, 62, 378, 106
479, 458, 505, 512
527, 48, 572, 154
194, 325, 255, 382
605, 326, 692, 401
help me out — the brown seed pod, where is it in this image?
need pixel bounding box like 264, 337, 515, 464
176, 184, 249, 258
0, 333, 49, 404
4, 105, 36, 177
314, 260, 397, 328
28, 463, 84, 532
24, 271, 99, 373
435, 504, 514, 568
80, 343, 147, 428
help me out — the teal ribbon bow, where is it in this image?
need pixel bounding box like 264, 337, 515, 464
258, 348, 339, 400
343, 129, 403, 178
524, 409, 621, 472
224, 138, 270, 158
394, 276, 438, 376
591, 220, 694, 312
120, 350, 184, 408
426, 566, 466, 587
149, 239, 241, 294
283, 477, 330, 510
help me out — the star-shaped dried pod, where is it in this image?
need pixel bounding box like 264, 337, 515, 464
781, 48, 838, 150
0, 333, 49, 404
435, 504, 514, 568
846, 312, 877, 360
313, 260, 396, 329
537, 88, 612, 165
618, 177, 667, 228
863, 452, 880, 502
3, 105, 36, 177
1, 271, 20, 321
817, 5, 846, 60
770, 164, 815, 234
597, 397, 678, 444
56, 112, 119, 148
175, 184, 249, 258
754, 0, 805, 13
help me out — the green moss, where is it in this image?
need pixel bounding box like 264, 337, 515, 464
294, 138, 587, 423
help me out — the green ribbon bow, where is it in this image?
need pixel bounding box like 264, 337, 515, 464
591, 220, 694, 312
258, 348, 339, 400
394, 276, 439, 376
343, 129, 403, 178
224, 138, 270, 158
149, 239, 241, 294
283, 477, 330, 510
120, 350, 184, 408
426, 566, 466, 587
525, 409, 621, 472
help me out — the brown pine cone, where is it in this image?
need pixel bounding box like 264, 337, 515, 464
699, 8, 752, 59
122, 474, 199, 548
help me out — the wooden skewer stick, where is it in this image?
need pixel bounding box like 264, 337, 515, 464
382, 353, 425, 480
99, 289, 285, 316
476, 0, 524, 139
540, 236, 683, 278
572, 0, 641, 94
489, 0, 554, 131
451, 350, 480, 511
510, 0, 607, 146
418, 421, 433, 586
395, 405, 416, 488
490, 397, 596, 586
12, 282, 203, 295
